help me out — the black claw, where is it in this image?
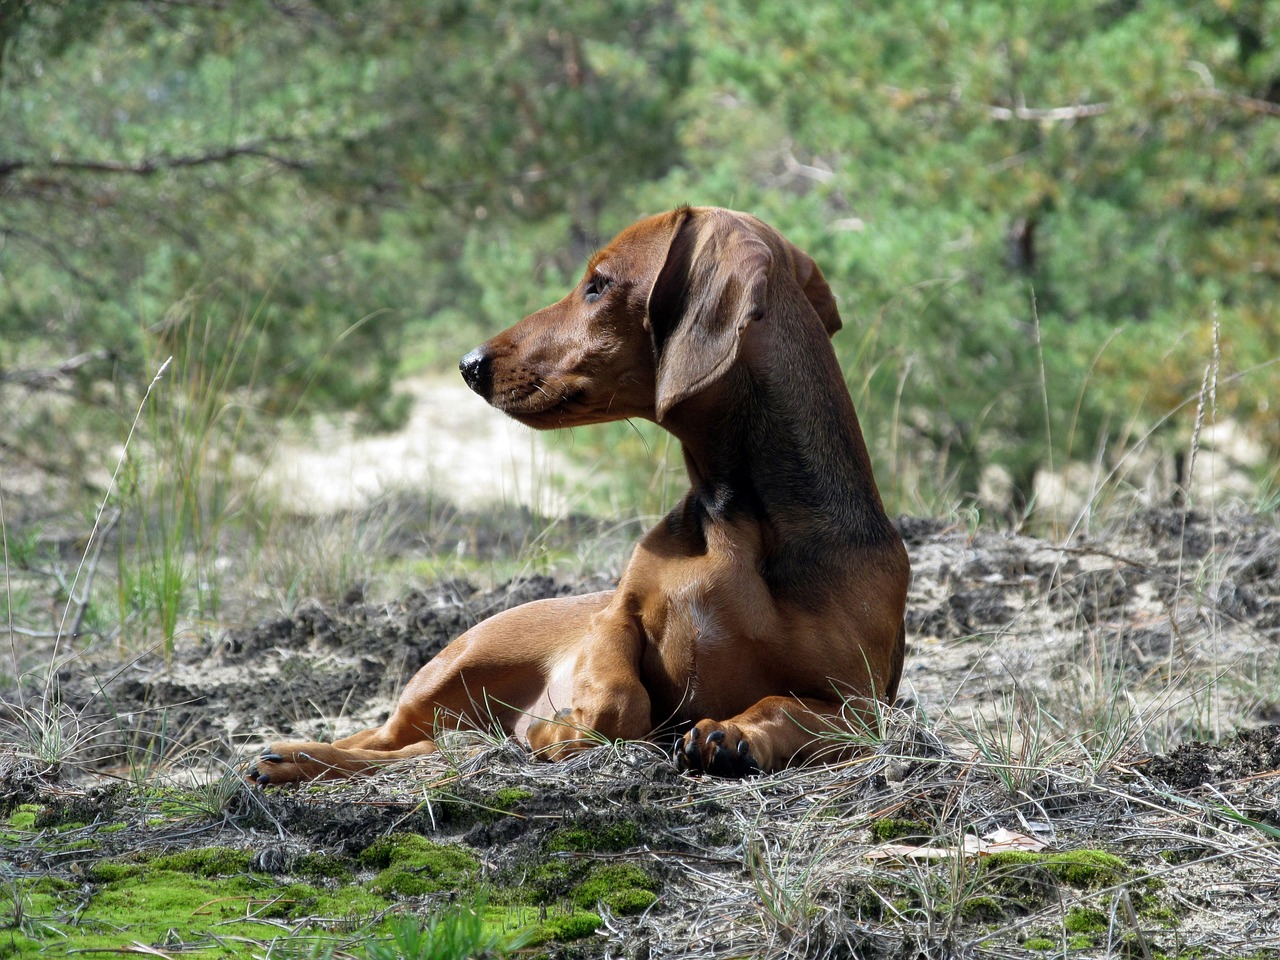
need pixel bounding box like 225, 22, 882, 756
676, 728, 704, 774
707, 730, 725, 744
737, 739, 750, 756
259, 752, 283, 763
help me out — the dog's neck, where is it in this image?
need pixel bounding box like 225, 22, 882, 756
666, 333, 897, 557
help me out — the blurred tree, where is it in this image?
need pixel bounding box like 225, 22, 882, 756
666, 0, 1280, 511
3, 0, 1278, 519
0, 0, 690, 425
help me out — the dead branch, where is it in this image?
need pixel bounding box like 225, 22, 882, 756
1, 349, 112, 388
0, 139, 309, 181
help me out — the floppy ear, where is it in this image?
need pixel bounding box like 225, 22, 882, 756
646, 209, 771, 421
784, 242, 842, 337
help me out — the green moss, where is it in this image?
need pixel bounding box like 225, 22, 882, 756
511, 859, 576, 905
149, 847, 253, 877
294, 852, 353, 883
313, 885, 390, 917
0, 931, 40, 957
141, 787, 208, 819
5, 877, 68, 921
1024, 937, 1057, 951
870, 818, 929, 842
983, 849, 1128, 890
86, 861, 143, 883
542, 911, 602, 941
441, 785, 535, 826
1120, 932, 1170, 959
50, 869, 279, 956
6, 804, 40, 831
358, 833, 479, 897
1066, 906, 1109, 934
844, 882, 888, 921
0, 847, 394, 959
30, 877, 76, 897
1159, 846, 1206, 866
570, 864, 659, 915
1143, 904, 1179, 927
959, 895, 1003, 922
32, 804, 91, 831
1047, 851, 1128, 888
489, 787, 533, 811
546, 819, 640, 854
255, 882, 323, 919
356, 832, 460, 869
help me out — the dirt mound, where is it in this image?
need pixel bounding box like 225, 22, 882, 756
3, 506, 1279, 958
1146, 724, 1280, 791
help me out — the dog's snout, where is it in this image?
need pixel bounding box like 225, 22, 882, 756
459, 347, 493, 397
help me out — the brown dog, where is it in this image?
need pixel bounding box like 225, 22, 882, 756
250, 206, 908, 783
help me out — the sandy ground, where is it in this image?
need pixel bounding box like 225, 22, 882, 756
259, 375, 583, 515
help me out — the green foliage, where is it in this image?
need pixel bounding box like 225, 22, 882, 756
294, 852, 354, 883
2, 0, 1278, 521
674, 0, 1280, 506
352, 896, 537, 960
488, 787, 533, 812
1065, 906, 1110, 934
0, 0, 690, 426
870, 818, 930, 842
541, 911, 602, 941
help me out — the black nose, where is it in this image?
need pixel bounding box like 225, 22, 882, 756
459, 347, 492, 397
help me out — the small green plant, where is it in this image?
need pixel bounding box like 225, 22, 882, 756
960, 691, 1071, 799
354, 895, 536, 960
115, 304, 265, 657
0, 698, 105, 776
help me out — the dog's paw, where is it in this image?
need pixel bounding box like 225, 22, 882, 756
246, 742, 342, 786
527, 707, 602, 762
247, 749, 296, 787
674, 722, 761, 778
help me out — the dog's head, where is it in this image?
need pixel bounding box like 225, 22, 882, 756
459, 206, 842, 428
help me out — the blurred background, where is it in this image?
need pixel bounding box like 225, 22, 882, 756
2, 0, 1278, 633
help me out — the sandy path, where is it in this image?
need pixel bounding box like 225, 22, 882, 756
259, 375, 581, 514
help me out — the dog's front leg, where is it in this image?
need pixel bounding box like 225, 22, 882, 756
526, 610, 652, 761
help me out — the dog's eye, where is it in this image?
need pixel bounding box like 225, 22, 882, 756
583, 275, 611, 303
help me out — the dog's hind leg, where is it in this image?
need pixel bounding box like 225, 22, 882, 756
249, 591, 612, 784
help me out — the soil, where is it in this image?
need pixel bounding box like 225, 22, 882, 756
3, 507, 1279, 958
